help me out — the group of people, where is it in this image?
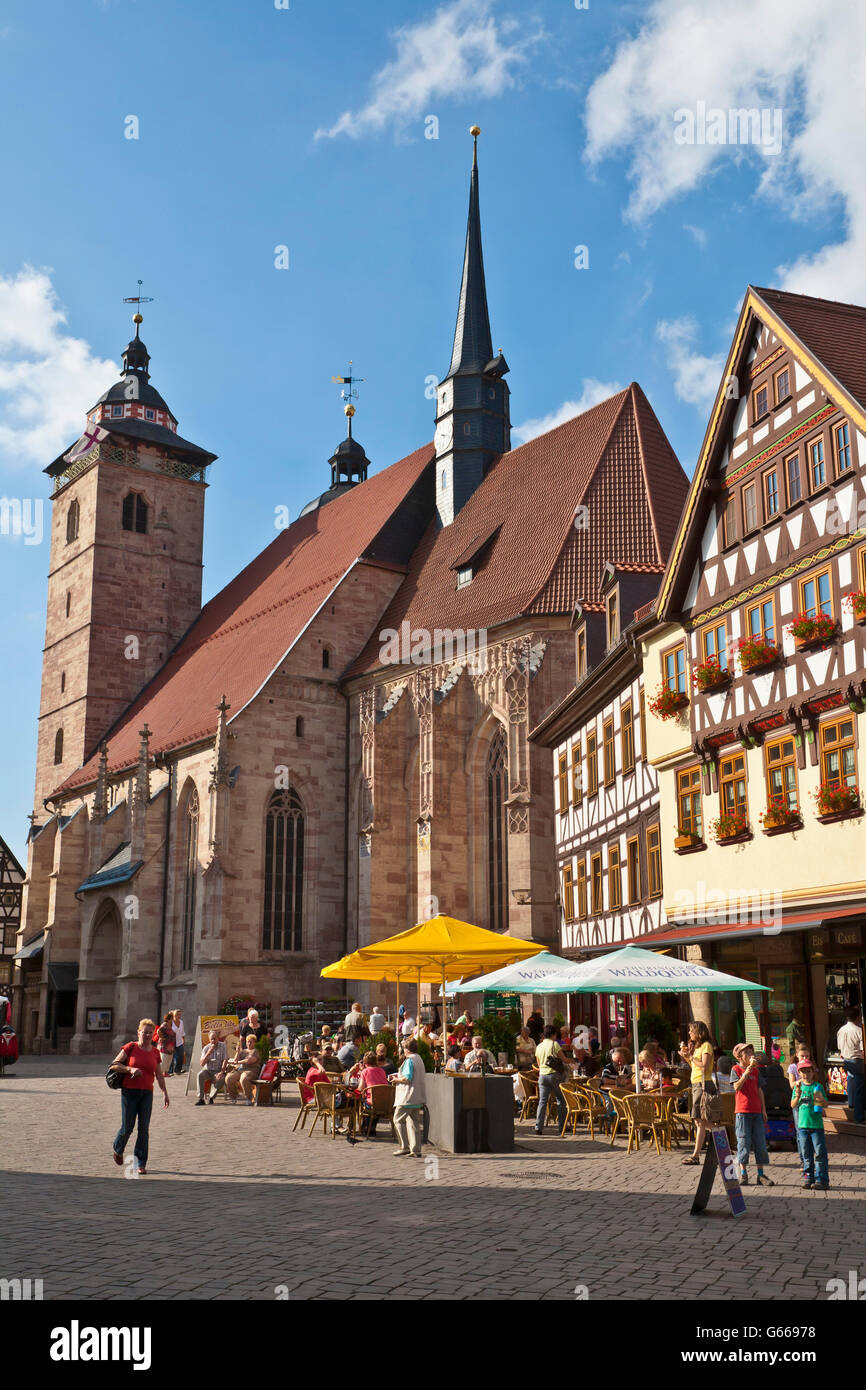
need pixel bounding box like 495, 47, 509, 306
299, 1036, 428, 1155
153, 1010, 186, 1075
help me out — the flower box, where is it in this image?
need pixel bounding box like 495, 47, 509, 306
843, 591, 866, 625
649, 685, 689, 720
760, 800, 801, 834
790, 612, 837, 650
711, 812, 750, 843
692, 658, 730, 694
674, 830, 703, 850
736, 637, 782, 673
814, 782, 861, 818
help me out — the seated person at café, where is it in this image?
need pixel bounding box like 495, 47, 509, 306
301, 1053, 332, 1104
571, 1046, 596, 1078
320, 1045, 344, 1075
515, 1027, 537, 1070
445, 1045, 464, 1073
375, 1043, 397, 1076
643, 1037, 668, 1066
717, 1054, 736, 1092
659, 1066, 678, 1092
238, 1009, 269, 1048
463, 1035, 498, 1072
196, 1030, 228, 1104
600, 1048, 633, 1085
337, 1039, 359, 1068
638, 1049, 662, 1089
225, 1039, 262, 1105
355, 1051, 389, 1104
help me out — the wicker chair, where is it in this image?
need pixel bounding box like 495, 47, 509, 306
559, 1085, 584, 1137
307, 1082, 342, 1138
582, 1085, 613, 1140
359, 1084, 397, 1140
718, 1090, 737, 1147
292, 1079, 317, 1132
608, 1092, 632, 1147
518, 1073, 539, 1121
625, 1093, 667, 1155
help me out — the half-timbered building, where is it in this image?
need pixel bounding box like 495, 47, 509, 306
640, 287, 866, 1076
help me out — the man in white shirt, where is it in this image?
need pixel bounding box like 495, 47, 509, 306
463, 1036, 497, 1072
393, 1038, 426, 1157
369, 1005, 385, 1034
837, 1007, 864, 1123
401, 1015, 415, 1038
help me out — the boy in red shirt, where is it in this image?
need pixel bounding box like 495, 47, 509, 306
732, 1042, 772, 1186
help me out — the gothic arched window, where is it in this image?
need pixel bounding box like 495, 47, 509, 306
487, 726, 509, 933
181, 788, 198, 972
66, 500, 80, 544
122, 492, 148, 534
53, 728, 64, 765
263, 788, 304, 951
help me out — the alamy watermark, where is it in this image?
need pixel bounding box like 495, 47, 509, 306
674, 102, 783, 155
0, 497, 43, 545
670, 881, 782, 934
378, 622, 488, 669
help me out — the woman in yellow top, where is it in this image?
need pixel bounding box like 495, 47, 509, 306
681, 1020, 715, 1165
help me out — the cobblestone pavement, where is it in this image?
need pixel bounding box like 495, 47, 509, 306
2, 1057, 864, 1301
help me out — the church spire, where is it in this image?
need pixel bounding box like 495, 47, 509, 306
434, 127, 510, 528
446, 125, 494, 379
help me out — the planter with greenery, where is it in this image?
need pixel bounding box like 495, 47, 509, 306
674, 825, 703, 849
789, 611, 837, 650
649, 684, 689, 720
844, 590, 866, 624
637, 1010, 679, 1060
691, 657, 730, 693
711, 810, 750, 843
475, 1010, 522, 1064
759, 798, 801, 834
814, 781, 861, 820
736, 635, 782, 672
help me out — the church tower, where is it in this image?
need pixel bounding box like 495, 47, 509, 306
33, 308, 216, 814
434, 127, 510, 527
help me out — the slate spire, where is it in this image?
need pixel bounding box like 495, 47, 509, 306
446, 127, 494, 379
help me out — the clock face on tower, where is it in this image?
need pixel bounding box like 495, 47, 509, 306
434, 417, 453, 454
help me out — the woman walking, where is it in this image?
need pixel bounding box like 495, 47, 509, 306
110, 1019, 169, 1175
168, 1009, 185, 1075
681, 1020, 716, 1166
154, 1013, 175, 1075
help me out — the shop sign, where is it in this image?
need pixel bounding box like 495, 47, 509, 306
832, 925, 862, 949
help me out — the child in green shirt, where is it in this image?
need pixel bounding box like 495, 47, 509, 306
791, 1061, 829, 1190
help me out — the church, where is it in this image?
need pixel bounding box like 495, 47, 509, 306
13, 132, 688, 1052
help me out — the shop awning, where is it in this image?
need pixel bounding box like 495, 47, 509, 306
13, 930, 47, 962
585, 904, 864, 951
47, 962, 78, 992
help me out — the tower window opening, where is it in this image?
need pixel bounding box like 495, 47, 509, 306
54, 728, 64, 765
65, 591, 71, 618
66, 500, 80, 544
60, 671, 66, 693
296, 717, 305, 738
122, 492, 148, 534
322, 647, 331, 670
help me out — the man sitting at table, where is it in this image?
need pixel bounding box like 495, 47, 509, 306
515, 1027, 537, 1070
600, 1048, 633, 1085
463, 1035, 498, 1072
320, 1045, 343, 1075
445, 1045, 464, 1073
301, 1054, 331, 1104
571, 1046, 596, 1078
337, 1038, 359, 1069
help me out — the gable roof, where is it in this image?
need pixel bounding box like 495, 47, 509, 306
347, 383, 688, 677
658, 285, 866, 616
51, 442, 433, 798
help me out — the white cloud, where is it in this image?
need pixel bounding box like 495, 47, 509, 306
683, 224, 707, 249
584, 0, 866, 301
315, 0, 534, 141
656, 316, 725, 411
0, 267, 115, 468
512, 379, 624, 445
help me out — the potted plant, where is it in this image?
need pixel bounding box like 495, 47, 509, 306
843, 590, 866, 625
710, 810, 749, 842
648, 683, 689, 720
759, 797, 800, 832
691, 656, 730, 692
674, 824, 703, 849
789, 611, 837, 650
736, 634, 782, 672
814, 781, 861, 818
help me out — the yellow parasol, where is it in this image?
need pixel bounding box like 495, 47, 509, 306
349, 914, 545, 1065
321, 953, 419, 1042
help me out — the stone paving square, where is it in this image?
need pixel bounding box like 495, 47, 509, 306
2, 1057, 865, 1303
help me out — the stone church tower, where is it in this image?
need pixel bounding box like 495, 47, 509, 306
13, 131, 688, 1051
34, 321, 215, 813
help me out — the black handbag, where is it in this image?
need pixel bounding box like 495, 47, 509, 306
106, 1066, 124, 1090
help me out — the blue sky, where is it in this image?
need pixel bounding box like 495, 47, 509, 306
1, 0, 860, 862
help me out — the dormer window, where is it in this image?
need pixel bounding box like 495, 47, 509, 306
145, 408, 155, 421
752, 383, 769, 422
122, 492, 148, 534
456, 565, 473, 589
112, 404, 123, 418
606, 589, 619, 647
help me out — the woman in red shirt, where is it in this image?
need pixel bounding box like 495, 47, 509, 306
110, 1019, 170, 1175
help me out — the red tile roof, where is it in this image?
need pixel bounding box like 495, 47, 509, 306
348, 383, 688, 675
52, 442, 433, 796
752, 286, 866, 413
